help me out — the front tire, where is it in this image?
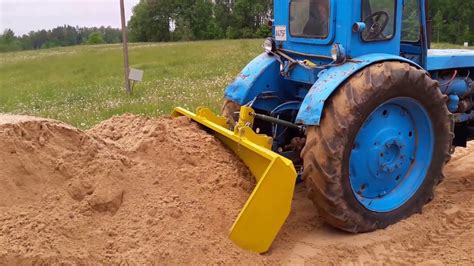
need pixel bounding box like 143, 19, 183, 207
221, 100, 241, 129
302, 62, 453, 232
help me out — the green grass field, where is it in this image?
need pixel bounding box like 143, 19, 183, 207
0, 40, 472, 128
0, 40, 261, 128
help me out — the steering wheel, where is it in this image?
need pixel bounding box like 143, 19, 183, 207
363, 11, 389, 40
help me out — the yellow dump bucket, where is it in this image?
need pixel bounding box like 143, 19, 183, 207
172, 106, 297, 253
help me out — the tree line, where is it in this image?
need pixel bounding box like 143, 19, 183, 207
128, 0, 272, 42
1, 0, 473, 52
128, 0, 474, 44
430, 0, 474, 44
0, 26, 122, 52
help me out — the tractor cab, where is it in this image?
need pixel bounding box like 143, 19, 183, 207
272, 0, 429, 78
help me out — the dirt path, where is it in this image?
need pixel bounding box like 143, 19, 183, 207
0, 114, 472, 265
272, 142, 474, 265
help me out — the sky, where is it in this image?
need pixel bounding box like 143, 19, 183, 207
0, 0, 140, 36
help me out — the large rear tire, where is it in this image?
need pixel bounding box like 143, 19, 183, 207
302, 62, 453, 232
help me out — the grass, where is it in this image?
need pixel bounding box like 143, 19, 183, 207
0, 40, 472, 128
0, 40, 262, 128
432, 42, 473, 49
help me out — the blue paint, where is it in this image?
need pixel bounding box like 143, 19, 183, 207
439, 78, 471, 97
295, 53, 421, 125
437, 78, 473, 112
447, 95, 460, 113
349, 98, 434, 212
284, 62, 319, 85
427, 49, 474, 71
224, 53, 290, 111
273, 0, 407, 60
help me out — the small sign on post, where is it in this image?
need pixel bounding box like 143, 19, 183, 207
128, 68, 144, 92
129, 68, 144, 82
464, 42, 469, 48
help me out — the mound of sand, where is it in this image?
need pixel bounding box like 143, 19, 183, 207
0, 113, 472, 264
0, 114, 261, 264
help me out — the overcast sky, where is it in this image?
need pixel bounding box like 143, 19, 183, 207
0, 0, 140, 36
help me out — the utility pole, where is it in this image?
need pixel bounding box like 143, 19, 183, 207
120, 0, 131, 94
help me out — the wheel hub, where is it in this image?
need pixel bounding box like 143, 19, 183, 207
380, 141, 401, 168
349, 98, 434, 212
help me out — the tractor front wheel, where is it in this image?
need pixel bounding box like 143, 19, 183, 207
302, 62, 453, 232
222, 100, 241, 129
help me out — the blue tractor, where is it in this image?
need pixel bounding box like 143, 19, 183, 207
175, 0, 474, 253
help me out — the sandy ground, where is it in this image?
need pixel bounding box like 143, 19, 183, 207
0, 114, 472, 265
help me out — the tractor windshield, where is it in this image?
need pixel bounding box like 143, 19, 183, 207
290, 0, 330, 38
361, 0, 396, 41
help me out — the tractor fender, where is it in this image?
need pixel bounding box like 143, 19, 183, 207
224, 52, 286, 110
295, 54, 422, 126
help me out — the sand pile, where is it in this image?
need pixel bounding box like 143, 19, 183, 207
0, 113, 472, 264
0, 114, 263, 264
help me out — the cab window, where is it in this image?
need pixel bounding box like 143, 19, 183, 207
362, 0, 396, 41
290, 0, 330, 38
401, 0, 421, 42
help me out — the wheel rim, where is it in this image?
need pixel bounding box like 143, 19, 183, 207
349, 97, 434, 212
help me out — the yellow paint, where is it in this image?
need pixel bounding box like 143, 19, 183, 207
172, 106, 297, 253
302, 59, 318, 68
236, 105, 255, 128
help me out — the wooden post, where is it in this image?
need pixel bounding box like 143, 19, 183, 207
120, 0, 131, 94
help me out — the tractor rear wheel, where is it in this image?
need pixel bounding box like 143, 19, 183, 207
302, 62, 453, 232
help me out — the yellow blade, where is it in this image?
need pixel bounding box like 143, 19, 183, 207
172, 107, 297, 253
